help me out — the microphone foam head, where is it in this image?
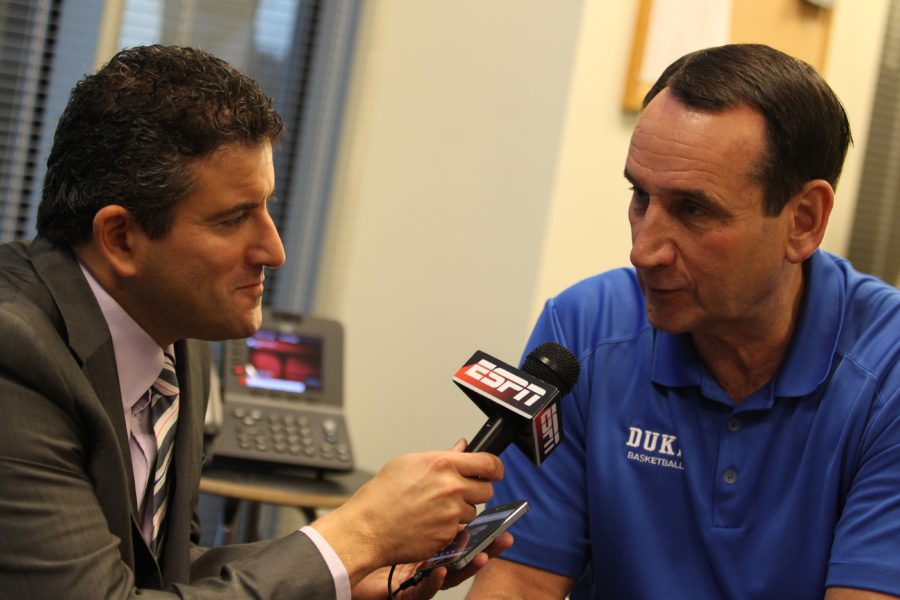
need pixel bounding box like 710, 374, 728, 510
522, 342, 580, 396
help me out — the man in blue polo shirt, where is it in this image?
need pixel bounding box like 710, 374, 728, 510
467, 44, 900, 599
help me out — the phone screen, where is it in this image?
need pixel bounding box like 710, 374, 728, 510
416, 500, 529, 573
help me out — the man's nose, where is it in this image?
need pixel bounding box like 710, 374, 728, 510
250, 211, 286, 269
630, 204, 675, 271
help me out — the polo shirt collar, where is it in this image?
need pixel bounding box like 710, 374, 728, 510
650, 250, 841, 399
773, 250, 841, 397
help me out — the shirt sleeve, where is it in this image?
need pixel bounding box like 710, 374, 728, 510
827, 384, 900, 594
300, 525, 351, 600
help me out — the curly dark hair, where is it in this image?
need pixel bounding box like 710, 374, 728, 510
37, 45, 284, 245
643, 44, 852, 216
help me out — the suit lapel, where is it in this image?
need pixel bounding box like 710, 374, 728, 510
28, 238, 139, 513
158, 338, 209, 582
29, 239, 167, 585
29, 238, 211, 586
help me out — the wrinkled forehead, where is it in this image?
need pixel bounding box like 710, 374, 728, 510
625, 90, 769, 199
628, 90, 767, 177
637, 89, 765, 142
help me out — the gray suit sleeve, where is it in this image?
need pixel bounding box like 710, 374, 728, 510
0, 378, 338, 599
186, 534, 336, 598
0, 312, 337, 599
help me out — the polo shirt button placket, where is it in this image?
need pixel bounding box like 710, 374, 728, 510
723, 418, 741, 485
723, 468, 738, 485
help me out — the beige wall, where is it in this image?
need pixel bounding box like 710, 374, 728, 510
315, 2, 888, 596
317, 0, 587, 465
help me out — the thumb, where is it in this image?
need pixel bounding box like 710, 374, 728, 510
448, 438, 468, 452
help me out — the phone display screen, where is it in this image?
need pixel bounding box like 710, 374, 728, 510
417, 500, 529, 573
234, 330, 324, 394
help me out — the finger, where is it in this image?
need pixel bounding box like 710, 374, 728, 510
443, 532, 513, 590
453, 501, 478, 525
482, 532, 514, 558
464, 502, 478, 524
461, 480, 496, 507
452, 453, 504, 481
385, 563, 417, 594
448, 438, 468, 452
404, 568, 445, 599
441, 552, 491, 589
440, 533, 514, 589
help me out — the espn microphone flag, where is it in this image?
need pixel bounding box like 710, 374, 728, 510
454, 343, 579, 465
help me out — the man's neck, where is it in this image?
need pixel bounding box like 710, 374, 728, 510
691, 267, 805, 404
74, 244, 173, 349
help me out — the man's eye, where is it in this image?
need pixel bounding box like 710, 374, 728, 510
221, 213, 250, 227
681, 203, 707, 218
628, 186, 649, 210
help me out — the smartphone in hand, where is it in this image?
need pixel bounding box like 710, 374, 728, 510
416, 500, 529, 574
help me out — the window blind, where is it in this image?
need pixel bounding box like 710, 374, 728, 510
0, 0, 58, 242
848, 0, 900, 286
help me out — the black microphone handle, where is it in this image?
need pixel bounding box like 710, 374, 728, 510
466, 414, 520, 455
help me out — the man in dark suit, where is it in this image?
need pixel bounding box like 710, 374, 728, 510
0, 45, 507, 599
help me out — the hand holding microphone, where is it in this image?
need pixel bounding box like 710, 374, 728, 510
377, 343, 580, 598
453, 342, 580, 464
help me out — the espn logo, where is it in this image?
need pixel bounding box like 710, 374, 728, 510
536, 404, 561, 455
461, 359, 548, 407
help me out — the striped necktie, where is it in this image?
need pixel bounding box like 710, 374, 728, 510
150, 352, 179, 554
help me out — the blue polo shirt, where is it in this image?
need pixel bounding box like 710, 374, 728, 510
489, 251, 900, 598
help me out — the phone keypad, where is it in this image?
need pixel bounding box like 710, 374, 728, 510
212, 400, 353, 470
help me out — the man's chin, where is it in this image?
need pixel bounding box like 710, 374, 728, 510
195, 310, 263, 341
232, 309, 263, 339
645, 307, 691, 335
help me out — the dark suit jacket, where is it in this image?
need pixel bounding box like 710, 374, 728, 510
0, 238, 336, 598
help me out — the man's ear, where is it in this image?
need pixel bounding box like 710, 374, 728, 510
784, 179, 834, 264
90, 204, 146, 277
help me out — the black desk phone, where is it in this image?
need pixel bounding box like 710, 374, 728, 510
208, 310, 354, 472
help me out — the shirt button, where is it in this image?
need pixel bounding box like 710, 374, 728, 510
727, 417, 741, 432
723, 468, 738, 485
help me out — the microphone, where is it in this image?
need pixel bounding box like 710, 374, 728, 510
453, 342, 580, 465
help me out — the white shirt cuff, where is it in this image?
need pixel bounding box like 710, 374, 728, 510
300, 525, 351, 600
